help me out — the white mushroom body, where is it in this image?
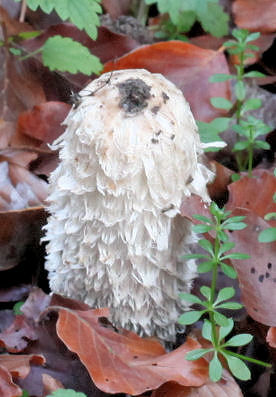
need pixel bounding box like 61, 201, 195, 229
44, 69, 213, 341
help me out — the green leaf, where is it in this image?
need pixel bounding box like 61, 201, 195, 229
219, 318, 234, 341
223, 354, 251, 381
215, 287, 235, 304
219, 242, 235, 255
258, 227, 276, 243
231, 173, 241, 182
210, 117, 231, 131
245, 32, 260, 42
17, 30, 42, 40
179, 293, 202, 304
200, 286, 211, 300
23, 0, 102, 39
178, 310, 205, 325
192, 224, 213, 233
42, 36, 102, 75
209, 353, 223, 382
198, 239, 214, 254
185, 348, 212, 360
235, 80, 246, 101
209, 74, 235, 82
217, 230, 228, 242
221, 253, 250, 260
223, 216, 246, 223
9, 47, 22, 56
192, 214, 212, 224
233, 141, 250, 151
264, 212, 276, 221
242, 98, 262, 113
21, 390, 30, 397
220, 262, 237, 279
197, 1, 229, 37
202, 319, 213, 342
214, 311, 230, 327
222, 222, 247, 230
224, 334, 253, 347
198, 261, 214, 273
254, 140, 270, 150
210, 97, 233, 110
13, 301, 24, 315
196, 120, 227, 151
47, 388, 87, 397
216, 302, 243, 310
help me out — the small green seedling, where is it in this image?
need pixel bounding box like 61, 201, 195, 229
47, 389, 87, 397
179, 202, 271, 382
259, 168, 276, 243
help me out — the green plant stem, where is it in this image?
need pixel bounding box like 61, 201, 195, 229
19, 46, 43, 61
235, 48, 245, 171
247, 126, 254, 177
136, 1, 150, 26
209, 231, 220, 347
224, 350, 272, 368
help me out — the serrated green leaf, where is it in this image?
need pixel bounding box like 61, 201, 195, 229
210, 97, 233, 110
223, 354, 251, 381
178, 310, 205, 325
200, 286, 211, 300
22, 0, 102, 39
47, 388, 87, 397
258, 227, 276, 243
185, 348, 212, 360
198, 261, 214, 273
224, 334, 253, 347
214, 311, 230, 327
179, 293, 202, 304
42, 36, 102, 75
209, 353, 223, 382
219, 318, 234, 341
215, 287, 235, 304
209, 74, 235, 82
235, 80, 246, 101
220, 262, 237, 279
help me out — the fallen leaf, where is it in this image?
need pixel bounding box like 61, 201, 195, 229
16, 101, 70, 145
151, 369, 243, 396
0, 365, 22, 397
0, 354, 45, 379
55, 307, 209, 395
103, 41, 231, 122
233, 0, 276, 33
207, 161, 233, 200
266, 327, 276, 348
0, 315, 37, 353
42, 373, 64, 396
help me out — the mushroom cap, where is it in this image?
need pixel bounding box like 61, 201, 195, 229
44, 69, 213, 340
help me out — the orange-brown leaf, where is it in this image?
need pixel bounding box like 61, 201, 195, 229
55, 307, 208, 395
103, 41, 231, 122
266, 327, 276, 348
0, 365, 22, 397
233, 0, 276, 33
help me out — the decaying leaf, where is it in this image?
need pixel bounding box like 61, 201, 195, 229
233, 0, 276, 33
0, 365, 22, 397
0, 315, 37, 352
55, 306, 208, 395
266, 327, 276, 348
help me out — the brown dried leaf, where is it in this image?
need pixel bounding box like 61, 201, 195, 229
102, 0, 132, 18
0, 354, 45, 378
42, 373, 64, 396
233, 0, 276, 33
151, 369, 243, 397
0, 365, 22, 397
103, 41, 231, 122
266, 327, 276, 348
0, 315, 37, 353
55, 307, 209, 395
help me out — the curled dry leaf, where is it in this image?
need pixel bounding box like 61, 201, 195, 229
103, 42, 231, 122
0, 354, 45, 379
266, 327, 276, 348
55, 307, 208, 395
42, 373, 64, 396
0, 365, 22, 397
0, 315, 37, 353
151, 369, 243, 397
233, 0, 276, 33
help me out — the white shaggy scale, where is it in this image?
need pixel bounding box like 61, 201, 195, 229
44, 69, 213, 341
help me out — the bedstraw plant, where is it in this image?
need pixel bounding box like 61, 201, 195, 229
179, 202, 271, 382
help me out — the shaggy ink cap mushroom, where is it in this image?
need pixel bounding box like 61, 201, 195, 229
44, 69, 214, 341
